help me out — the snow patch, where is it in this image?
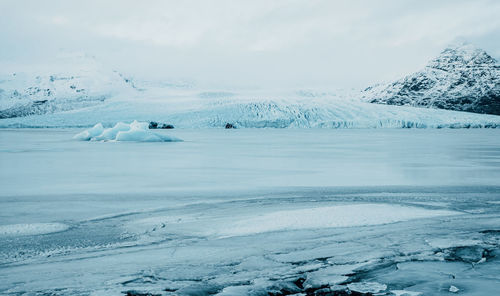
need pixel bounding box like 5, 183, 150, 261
0, 223, 69, 236
73, 121, 182, 142
216, 204, 460, 237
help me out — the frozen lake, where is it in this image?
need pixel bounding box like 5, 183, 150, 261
1, 129, 500, 295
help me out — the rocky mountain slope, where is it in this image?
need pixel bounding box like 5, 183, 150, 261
365, 44, 500, 115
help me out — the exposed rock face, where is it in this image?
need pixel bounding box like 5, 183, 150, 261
148, 122, 174, 129
365, 44, 500, 115
148, 121, 159, 129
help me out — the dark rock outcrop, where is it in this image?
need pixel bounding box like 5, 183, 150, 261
148, 121, 158, 129
148, 122, 174, 129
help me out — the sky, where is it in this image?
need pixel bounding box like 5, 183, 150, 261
1, 0, 499, 88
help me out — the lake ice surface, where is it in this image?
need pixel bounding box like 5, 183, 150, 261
0, 129, 499, 295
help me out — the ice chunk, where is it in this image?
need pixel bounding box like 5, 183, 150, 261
449, 285, 460, 293
347, 282, 387, 293
391, 290, 422, 296
304, 267, 349, 288
129, 120, 149, 130
73, 120, 181, 142
425, 238, 483, 249
73, 123, 104, 141
94, 121, 130, 140
115, 129, 166, 142
0, 223, 69, 236
216, 285, 254, 295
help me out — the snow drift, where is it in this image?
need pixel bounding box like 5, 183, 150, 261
74, 120, 181, 142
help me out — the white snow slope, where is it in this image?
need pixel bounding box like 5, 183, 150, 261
0, 52, 136, 119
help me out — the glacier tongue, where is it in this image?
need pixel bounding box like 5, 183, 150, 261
1, 94, 499, 129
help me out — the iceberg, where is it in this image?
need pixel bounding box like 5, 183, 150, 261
72, 122, 105, 141
73, 120, 181, 142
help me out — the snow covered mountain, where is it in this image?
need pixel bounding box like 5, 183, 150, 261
0, 53, 136, 119
365, 43, 500, 115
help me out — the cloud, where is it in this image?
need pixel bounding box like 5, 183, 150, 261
1, 0, 499, 88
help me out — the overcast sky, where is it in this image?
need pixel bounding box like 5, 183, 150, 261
1, 0, 499, 88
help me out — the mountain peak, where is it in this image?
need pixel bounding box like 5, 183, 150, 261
366, 43, 500, 115
426, 43, 497, 72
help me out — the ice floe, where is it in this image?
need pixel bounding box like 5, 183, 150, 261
127, 204, 461, 240
347, 281, 387, 293
216, 204, 460, 237
73, 120, 182, 142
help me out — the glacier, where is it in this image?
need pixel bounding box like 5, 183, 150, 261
1, 91, 500, 129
